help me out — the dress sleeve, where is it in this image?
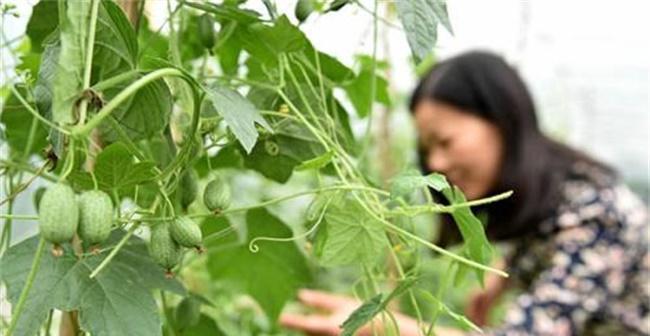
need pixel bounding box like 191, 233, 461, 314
478, 218, 624, 336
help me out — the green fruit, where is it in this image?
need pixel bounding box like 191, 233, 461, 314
180, 170, 198, 210
170, 216, 203, 250
149, 223, 183, 274
203, 178, 231, 213
174, 297, 201, 330
39, 183, 79, 249
78, 190, 113, 247
198, 13, 216, 50
295, 0, 314, 23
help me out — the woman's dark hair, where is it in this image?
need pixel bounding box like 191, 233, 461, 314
410, 50, 616, 244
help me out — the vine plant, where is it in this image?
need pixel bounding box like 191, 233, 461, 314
0, 0, 510, 335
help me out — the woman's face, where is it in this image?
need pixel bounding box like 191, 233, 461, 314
414, 100, 504, 200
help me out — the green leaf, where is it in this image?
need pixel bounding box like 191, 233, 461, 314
302, 46, 355, 85
295, 150, 334, 171
389, 169, 449, 200
203, 83, 271, 153
138, 18, 170, 69
340, 276, 418, 336
344, 69, 391, 118
52, 0, 91, 124
232, 15, 307, 66
240, 130, 324, 183
340, 294, 383, 336
70, 142, 156, 194
0, 87, 48, 156
195, 145, 244, 178
430, 0, 453, 34
100, 74, 173, 143
93, 0, 139, 73
200, 216, 238, 245
442, 186, 493, 285
95, 142, 156, 188
316, 195, 388, 267
395, 0, 446, 63
177, 11, 206, 64
33, 39, 67, 157
206, 208, 311, 322
215, 21, 241, 75
419, 290, 482, 333
249, 15, 308, 54
168, 313, 226, 336
25, 0, 59, 53
0, 231, 184, 336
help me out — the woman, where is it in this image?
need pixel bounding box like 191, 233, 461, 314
281, 51, 649, 335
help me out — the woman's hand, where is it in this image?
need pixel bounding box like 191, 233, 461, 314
280, 289, 422, 336
465, 260, 509, 327
280, 289, 364, 336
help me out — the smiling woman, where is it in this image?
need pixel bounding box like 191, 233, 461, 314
412, 51, 650, 335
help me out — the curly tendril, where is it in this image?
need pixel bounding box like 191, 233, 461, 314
248, 197, 333, 253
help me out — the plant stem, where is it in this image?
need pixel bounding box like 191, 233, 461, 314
0, 160, 57, 182
5, 238, 47, 336
91, 70, 141, 91
8, 85, 70, 135
359, 0, 379, 161
72, 68, 186, 137
88, 222, 140, 278
0, 214, 39, 220
0, 161, 51, 207
352, 193, 508, 278
76, 0, 101, 126
391, 190, 514, 216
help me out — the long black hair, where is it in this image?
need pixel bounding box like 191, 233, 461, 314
410, 50, 616, 244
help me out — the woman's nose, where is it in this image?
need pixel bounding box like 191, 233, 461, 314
428, 150, 450, 174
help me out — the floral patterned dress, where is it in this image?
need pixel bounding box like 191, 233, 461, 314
483, 162, 649, 336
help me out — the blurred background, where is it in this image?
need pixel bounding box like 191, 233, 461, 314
2, 0, 648, 332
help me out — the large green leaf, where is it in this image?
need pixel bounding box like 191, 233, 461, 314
206, 208, 311, 322
0, 231, 184, 336
203, 83, 271, 153
52, 0, 91, 124
315, 195, 388, 267
395, 0, 452, 63
99, 74, 173, 143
